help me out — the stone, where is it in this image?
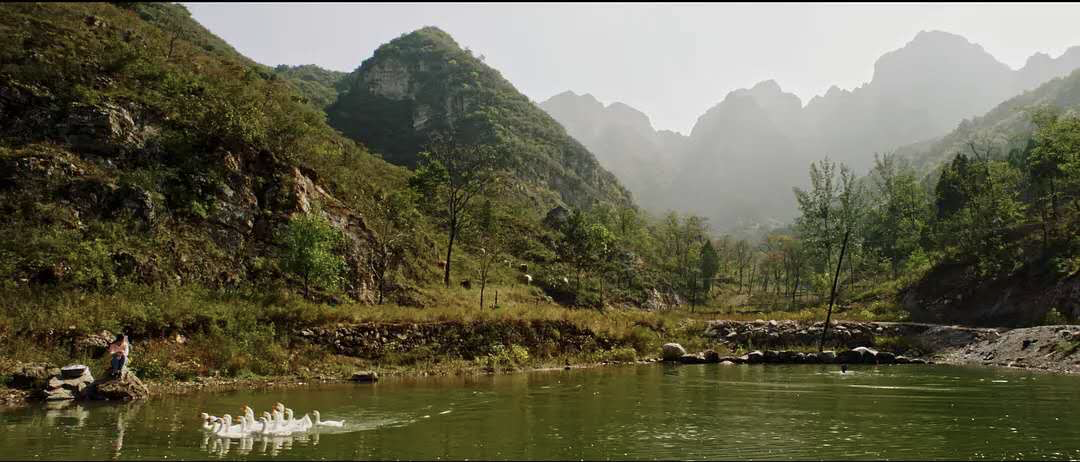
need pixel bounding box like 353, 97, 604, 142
794, 352, 807, 363
852, 346, 880, 363
876, 351, 897, 364
45, 388, 75, 401
662, 343, 687, 362
60, 364, 89, 379
746, 351, 764, 364
351, 371, 379, 383
909, 358, 927, 365
73, 331, 113, 358
779, 351, 799, 363
819, 351, 836, 363
703, 350, 721, 363
837, 350, 863, 364
894, 355, 911, 364
763, 350, 780, 363
719, 360, 736, 366
86, 370, 149, 401
804, 353, 819, 363
11, 363, 60, 390
678, 354, 706, 365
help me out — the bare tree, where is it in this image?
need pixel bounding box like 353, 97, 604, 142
410, 132, 502, 287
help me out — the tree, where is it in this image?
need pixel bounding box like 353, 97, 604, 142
866, 153, 932, 277
698, 240, 720, 305
365, 189, 420, 304
279, 212, 347, 298
410, 131, 502, 287
473, 199, 502, 310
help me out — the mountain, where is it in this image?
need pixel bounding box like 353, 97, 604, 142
0, 2, 415, 301
326, 27, 632, 210
538, 91, 685, 211
543, 30, 1080, 231
271, 64, 349, 111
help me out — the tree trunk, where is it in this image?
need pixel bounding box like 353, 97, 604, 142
444, 226, 456, 287
819, 227, 852, 352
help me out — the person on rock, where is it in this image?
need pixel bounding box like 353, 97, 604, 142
107, 333, 130, 378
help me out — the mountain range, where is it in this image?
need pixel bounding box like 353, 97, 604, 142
540, 30, 1080, 231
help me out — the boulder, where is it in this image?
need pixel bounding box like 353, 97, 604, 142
852, 346, 880, 364
73, 331, 114, 358
763, 350, 780, 363
894, 355, 912, 364
819, 351, 836, 363
662, 343, 687, 362
719, 360, 736, 366
45, 388, 75, 401
804, 352, 819, 363
778, 351, 799, 363
909, 358, 927, 365
11, 363, 60, 390
703, 350, 721, 363
836, 350, 863, 364
746, 351, 764, 364
351, 370, 379, 383
86, 370, 149, 401
60, 364, 89, 379
678, 354, 706, 365
876, 351, 897, 364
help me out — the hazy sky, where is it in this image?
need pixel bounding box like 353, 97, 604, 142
186, 2, 1080, 134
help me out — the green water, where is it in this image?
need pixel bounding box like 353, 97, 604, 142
3, 364, 1080, 460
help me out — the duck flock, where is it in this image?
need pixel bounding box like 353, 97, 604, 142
200, 402, 344, 438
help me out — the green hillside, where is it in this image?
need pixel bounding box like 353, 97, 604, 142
326, 27, 632, 210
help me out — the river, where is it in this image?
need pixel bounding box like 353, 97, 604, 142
3, 363, 1080, 460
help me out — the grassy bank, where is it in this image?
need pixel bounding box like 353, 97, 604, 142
0, 284, 727, 391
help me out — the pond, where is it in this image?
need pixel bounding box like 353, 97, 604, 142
3, 363, 1080, 460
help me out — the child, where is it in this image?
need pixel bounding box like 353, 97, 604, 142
108, 334, 130, 378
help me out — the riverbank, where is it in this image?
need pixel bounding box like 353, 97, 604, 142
5, 311, 1079, 410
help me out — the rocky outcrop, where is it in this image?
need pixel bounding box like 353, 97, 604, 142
84, 370, 149, 401
11, 363, 61, 390
43, 365, 93, 401
704, 320, 999, 356
351, 371, 379, 383
934, 325, 1080, 373
298, 319, 617, 361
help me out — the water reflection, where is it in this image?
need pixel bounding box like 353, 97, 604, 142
199, 430, 320, 457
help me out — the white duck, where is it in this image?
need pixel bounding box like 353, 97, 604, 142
285, 408, 312, 431
214, 414, 248, 438
200, 413, 217, 431
312, 410, 345, 427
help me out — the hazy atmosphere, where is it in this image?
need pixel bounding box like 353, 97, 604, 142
4, 3, 1080, 460
186, 2, 1080, 133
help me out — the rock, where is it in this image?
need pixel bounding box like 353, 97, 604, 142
662, 343, 687, 362
819, 351, 836, 363
11, 363, 60, 390
73, 331, 113, 358
804, 352, 819, 363
678, 354, 706, 365
746, 351, 764, 364
351, 371, 379, 383
779, 350, 799, 363
45, 388, 75, 401
852, 346, 880, 363
719, 360, 736, 366
909, 358, 927, 365
763, 350, 780, 363
894, 355, 911, 364
703, 350, 721, 363
794, 352, 807, 363
836, 350, 863, 364
876, 351, 897, 364
86, 370, 149, 401
60, 364, 89, 379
